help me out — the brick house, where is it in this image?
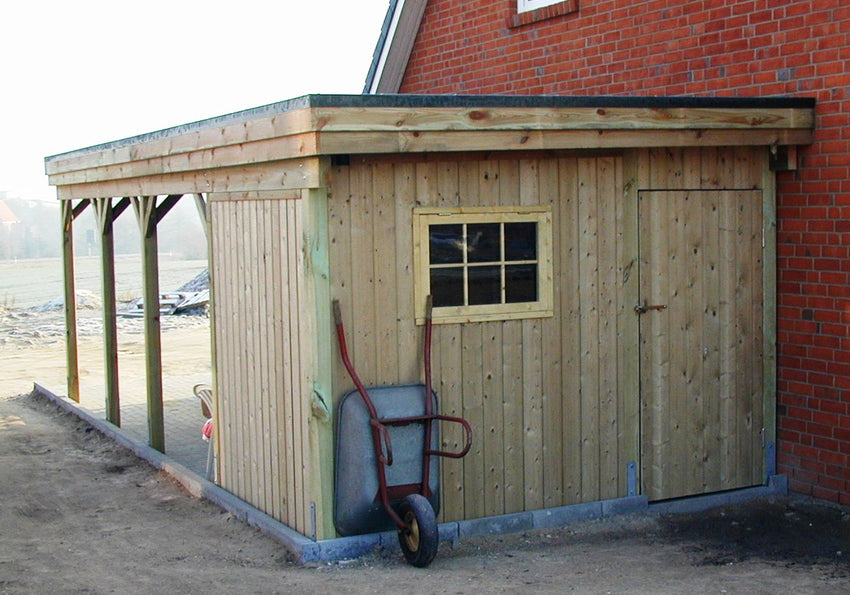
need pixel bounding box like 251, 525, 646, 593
367, 0, 850, 504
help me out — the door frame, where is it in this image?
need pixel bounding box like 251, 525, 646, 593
622, 149, 778, 501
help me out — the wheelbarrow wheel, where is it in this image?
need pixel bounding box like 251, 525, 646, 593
397, 494, 438, 567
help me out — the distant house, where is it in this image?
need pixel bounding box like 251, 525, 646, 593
366, 0, 850, 505
0, 200, 19, 229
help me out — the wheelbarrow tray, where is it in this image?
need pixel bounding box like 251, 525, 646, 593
334, 383, 440, 537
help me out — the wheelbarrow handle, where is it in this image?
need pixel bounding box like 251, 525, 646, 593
425, 414, 473, 459
370, 419, 394, 466
333, 299, 343, 326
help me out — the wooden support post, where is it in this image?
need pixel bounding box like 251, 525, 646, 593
93, 197, 129, 426
193, 193, 208, 241
61, 200, 81, 402
303, 180, 335, 539
133, 195, 166, 452
131, 194, 183, 452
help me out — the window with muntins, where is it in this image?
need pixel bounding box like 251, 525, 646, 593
413, 206, 553, 324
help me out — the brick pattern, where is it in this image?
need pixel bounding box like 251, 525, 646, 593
401, 0, 850, 504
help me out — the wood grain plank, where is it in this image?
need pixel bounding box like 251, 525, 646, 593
558, 157, 582, 504
372, 162, 399, 386
618, 151, 640, 498
433, 161, 464, 521
456, 161, 486, 519
577, 157, 601, 502
540, 157, 564, 507
596, 156, 620, 500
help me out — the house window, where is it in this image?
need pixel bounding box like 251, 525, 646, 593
517, 0, 563, 13
413, 206, 553, 324
511, 0, 579, 27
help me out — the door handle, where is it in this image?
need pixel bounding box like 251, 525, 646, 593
634, 302, 667, 315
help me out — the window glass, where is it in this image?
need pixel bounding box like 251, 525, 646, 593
468, 265, 502, 305
505, 222, 537, 260
429, 224, 463, 264
505, 264, 538, 303
467, 223, 501, 262
414, 206, 553, 324
430, 267, 465, 306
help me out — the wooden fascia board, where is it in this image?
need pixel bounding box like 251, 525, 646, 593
316, 128, 814, 155
47, 104, 812, 177
309, 105, 815, 133
45, 107, 318, 177
46, 104, 814, 196
47, 133, 319, 187
54, 158, 323, 200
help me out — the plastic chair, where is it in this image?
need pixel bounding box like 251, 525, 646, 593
193, 383, 216, 482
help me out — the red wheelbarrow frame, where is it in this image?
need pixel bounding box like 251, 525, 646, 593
333, 297, 472, 538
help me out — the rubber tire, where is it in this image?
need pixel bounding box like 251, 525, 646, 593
397, 494, 439, 567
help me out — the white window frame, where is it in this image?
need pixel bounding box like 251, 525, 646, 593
517, 0, 563, 14
413, 206, 554, 325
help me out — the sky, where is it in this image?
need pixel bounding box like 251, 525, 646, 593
0, 0, 390, 201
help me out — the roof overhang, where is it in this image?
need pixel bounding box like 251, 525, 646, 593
45, 94, 816, 200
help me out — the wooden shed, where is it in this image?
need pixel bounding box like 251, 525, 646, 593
46, 94, 815, 541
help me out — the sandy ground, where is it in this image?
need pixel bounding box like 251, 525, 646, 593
2, 307, 850, 593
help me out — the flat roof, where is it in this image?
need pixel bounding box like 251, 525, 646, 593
45, 93, 816, 200
46, 93, 815, 163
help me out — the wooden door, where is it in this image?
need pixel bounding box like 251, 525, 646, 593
638, 190, 764, 501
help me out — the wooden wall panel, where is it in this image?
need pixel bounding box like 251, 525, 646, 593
328, 153, 637, 521
210, 196, 314, 535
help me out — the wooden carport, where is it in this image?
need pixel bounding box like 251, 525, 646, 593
45, 94, 814, 541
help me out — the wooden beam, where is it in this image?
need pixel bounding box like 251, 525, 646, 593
132, 195, 165, 452
316, 128, 815, 156
307, 105, 815, 132
112, 196, 133, 217
193, 193, 207, 220
155, 194, 183, 224
46, 133, 320, 187
93, 198, 121, 426
302, 179, 335, 539
207, 190, 302, 202
71, 200, 90, 219
45, 108, 316, 176
53, 158, 323, 201
61, 200, 81, 403
44, 105, 813, 183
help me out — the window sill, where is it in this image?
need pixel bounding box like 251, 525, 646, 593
510, 0, 579, 28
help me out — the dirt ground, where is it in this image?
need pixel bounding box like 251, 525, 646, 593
2, 297, 850, 593
1, 390, 849, 595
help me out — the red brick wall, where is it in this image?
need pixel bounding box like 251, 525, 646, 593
400, 0, 850, 504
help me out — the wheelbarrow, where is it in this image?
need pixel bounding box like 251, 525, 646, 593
332, 297, 472, 567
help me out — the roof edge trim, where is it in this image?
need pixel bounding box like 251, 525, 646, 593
363, 0, 428, 94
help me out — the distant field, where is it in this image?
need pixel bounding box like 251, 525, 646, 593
0, 255, 208, 309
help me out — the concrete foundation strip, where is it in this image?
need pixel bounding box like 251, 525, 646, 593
33, 383, 788, 564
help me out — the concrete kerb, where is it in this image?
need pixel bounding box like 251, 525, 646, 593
32, 383, 791, 564
32, 384, 322, 564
